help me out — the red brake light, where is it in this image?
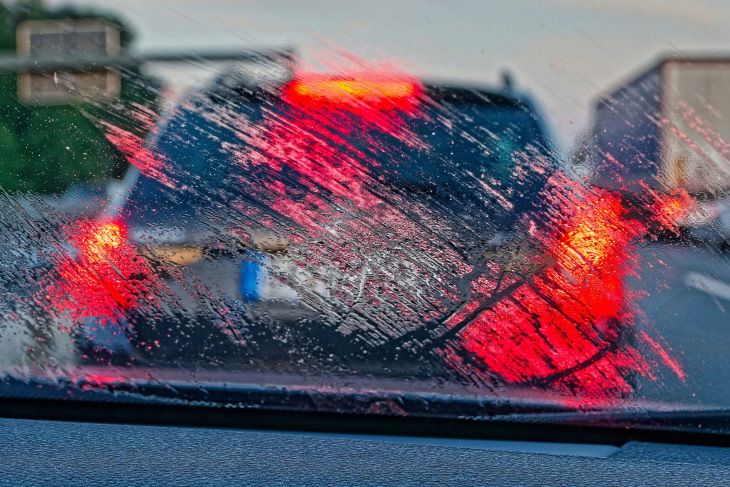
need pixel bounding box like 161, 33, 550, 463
79, 221, 126, 263
283, 74, 421, 110
553, 195, 635, 320
656, 190, 698, 227
558, 197, 625, 269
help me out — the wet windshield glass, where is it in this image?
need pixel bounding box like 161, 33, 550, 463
1, 0, 730, 433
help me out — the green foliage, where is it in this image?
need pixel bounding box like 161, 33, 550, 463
0, 2, 160, 194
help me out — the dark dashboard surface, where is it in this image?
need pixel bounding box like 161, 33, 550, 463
1, 417, 728, 486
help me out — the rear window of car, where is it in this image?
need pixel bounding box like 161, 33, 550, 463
120, 84, 552, 234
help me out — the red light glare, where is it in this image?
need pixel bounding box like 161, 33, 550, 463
552, 195, 646, 321
283, 74, 422, 110
655, 190, 698, 228
81, 221, 125, 262
437, 187, 664, 402
83, 374, 123, 386
44, 219, 155, 318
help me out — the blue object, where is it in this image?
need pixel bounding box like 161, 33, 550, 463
240, 250, 267, 302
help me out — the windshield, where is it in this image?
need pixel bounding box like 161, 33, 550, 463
2, 0, 730, 436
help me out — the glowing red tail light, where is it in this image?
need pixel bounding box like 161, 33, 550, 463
282, 74, 422, 110
655, 190, 700, 228
80, 221, 126, 262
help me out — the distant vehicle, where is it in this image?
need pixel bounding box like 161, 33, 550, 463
582, 56, 730, 239
51, 60, 645, 398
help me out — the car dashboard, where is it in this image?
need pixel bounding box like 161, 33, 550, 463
1, 416, 728, 486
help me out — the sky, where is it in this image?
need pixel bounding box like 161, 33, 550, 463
42, 0, 730, 149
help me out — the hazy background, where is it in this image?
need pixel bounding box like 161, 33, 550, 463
44, 0, 730, 149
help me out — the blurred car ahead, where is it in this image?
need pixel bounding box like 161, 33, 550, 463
47, 61, 668, 399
